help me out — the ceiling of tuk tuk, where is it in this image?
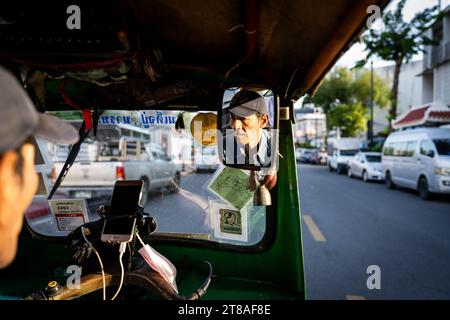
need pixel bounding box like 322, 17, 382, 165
0, 0, 390, 112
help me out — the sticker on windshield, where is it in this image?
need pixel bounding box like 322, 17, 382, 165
49, 199, 89, 232
207, 166, 253, 210
220, 209, 242, 234
98, 110, 177, 128
210, 200, 248, 242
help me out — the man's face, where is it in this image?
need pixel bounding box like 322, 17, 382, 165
0, 143, 38, 268
230, 113, 269, 149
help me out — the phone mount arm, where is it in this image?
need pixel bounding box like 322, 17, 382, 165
96, 204, 157, 237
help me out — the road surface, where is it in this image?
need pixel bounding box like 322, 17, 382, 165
298, 163, 450, 300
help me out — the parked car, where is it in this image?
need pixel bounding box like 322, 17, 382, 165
310, 149, 328, 165
327, 138, 360, 174
295, 149, 302, 162
296, 148, 314, 163
347, 152, 382, 182
382, 127, 450, 199
53, 139, 181, 206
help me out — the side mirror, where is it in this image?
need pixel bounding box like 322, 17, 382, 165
218, 87, 279, 172
218, 87, 279, 206
427, 150, 435, 158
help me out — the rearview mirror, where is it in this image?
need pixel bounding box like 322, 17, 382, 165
217, 88, 279, 206
218, 88, 279, 172
427, 150, 435, 158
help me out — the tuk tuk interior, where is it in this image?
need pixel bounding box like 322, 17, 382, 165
0, 0, 388, 300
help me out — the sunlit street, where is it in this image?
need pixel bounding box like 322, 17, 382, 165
299, 164, 450, 299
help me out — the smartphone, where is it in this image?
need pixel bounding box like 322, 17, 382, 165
100, 180, 143, 243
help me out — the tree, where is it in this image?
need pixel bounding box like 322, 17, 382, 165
356, 0, 442, 131
304, 67, 390, 137
327, 102, 368, 137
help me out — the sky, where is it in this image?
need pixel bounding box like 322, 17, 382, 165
336, 0, 450, 69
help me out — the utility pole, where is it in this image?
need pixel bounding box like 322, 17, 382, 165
369, 59, 374, 146
315, 117, 318, 148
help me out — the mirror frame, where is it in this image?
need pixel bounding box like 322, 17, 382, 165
217, 86, 279, 171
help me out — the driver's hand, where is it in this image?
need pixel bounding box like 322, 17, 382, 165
263, 174, 277, 190
247, 171, 277, 191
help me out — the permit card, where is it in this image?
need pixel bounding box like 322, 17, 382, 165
207, 166, 253, 210
49, 199, 89, 231
220, 209, 242, 234
210, 200, 248, 242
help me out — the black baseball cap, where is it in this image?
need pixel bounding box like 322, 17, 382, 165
0, 66, 79, 153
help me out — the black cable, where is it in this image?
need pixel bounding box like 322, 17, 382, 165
186, 261, 213, 300
127, 230, 138, 273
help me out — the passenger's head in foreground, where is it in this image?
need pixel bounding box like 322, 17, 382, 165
0, 66, 79, 268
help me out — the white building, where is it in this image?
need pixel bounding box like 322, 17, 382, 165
373, 59, 423, 134
421, 4, 450, 108
294, 104, 327, 147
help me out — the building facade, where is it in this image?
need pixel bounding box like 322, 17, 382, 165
421, 5, 450, 108
390, 5, 450, 131
294, 104, 327, 147
373, 59, 423, 134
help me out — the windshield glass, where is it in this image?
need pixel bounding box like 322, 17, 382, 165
434, 139, 450, 156
340, 149, 358, 156
366, 155, 381, 163
25, 110, 267, 247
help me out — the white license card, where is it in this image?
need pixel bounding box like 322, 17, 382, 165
49, 199, 89, 232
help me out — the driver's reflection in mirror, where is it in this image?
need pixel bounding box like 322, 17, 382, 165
224, 90, 277, 191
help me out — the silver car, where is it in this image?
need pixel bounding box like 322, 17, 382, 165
347, 152, 383, 182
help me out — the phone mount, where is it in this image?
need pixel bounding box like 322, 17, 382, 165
96, 204, 158, 237
58, 204, 212, 300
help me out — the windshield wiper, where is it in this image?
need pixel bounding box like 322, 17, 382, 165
48, 106, 104, 200
48, 120, 90, 200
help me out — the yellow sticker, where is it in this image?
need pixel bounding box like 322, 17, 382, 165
190, 112, 217, 146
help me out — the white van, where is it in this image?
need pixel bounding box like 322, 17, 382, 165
382, 127, 450, 199
327, 138, 360, 174
194, 145, 219, 172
